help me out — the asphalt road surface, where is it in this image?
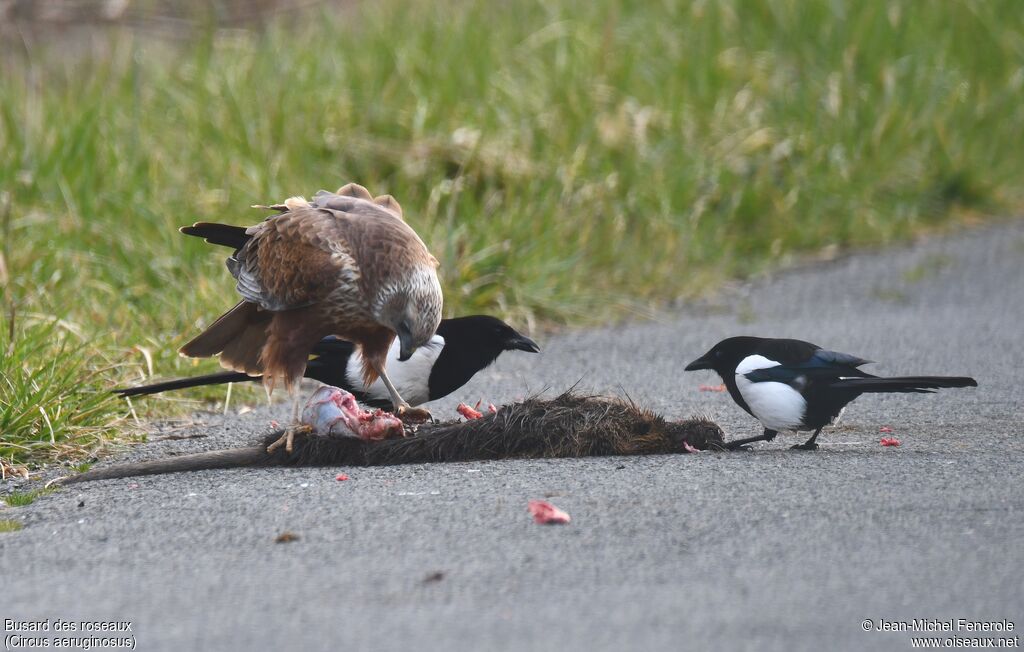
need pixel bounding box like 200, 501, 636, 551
3, 221, 1023, 652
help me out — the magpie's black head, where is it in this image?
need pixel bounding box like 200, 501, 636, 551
684, 336, 768, 376
436, 315, 540, 358
426, 316, 539, 401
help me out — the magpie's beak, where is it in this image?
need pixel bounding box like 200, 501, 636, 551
397, 325, 416, 362
684, 354, 712, 371
506, 334, 540, 353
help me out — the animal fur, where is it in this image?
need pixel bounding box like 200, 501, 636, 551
57, 393, 726, 485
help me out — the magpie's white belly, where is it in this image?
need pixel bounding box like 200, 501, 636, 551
734, 355, 806, 431
735, 376, 806, 431
345, 335, 445, 406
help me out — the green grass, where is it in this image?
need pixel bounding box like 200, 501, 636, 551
0, 519, 25, 533
1, 0, 1023, 465
902, 254, 955, 284
1, 316, 125, 463
4, 488, 53, 507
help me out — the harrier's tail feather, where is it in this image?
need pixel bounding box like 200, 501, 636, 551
180, 222, 251, 249
180, 302, 270, 376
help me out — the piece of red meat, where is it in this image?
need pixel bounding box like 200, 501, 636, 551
457, 403, 484, 420
528, 500, 571, 525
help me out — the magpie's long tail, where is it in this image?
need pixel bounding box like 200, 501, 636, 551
113, 356, 340, 399
830, 376, 977, 394
113, 371, 256, 398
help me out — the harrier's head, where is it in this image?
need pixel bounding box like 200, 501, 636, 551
377, 266, 443, 361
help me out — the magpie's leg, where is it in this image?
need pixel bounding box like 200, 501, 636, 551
725, 429, 778, 451
791, 428, 823, 451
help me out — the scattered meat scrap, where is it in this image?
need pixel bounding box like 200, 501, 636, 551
698, 384, 727, 392
459, 400, 497, 417
880, 437, 901, 447
275, 532, 300, 543
528, 500, 571, 525
457, 403, 484, 420
879, 426, 894, 433
335, 473, 349, 481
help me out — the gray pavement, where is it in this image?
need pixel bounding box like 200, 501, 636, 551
3, 220, 1023, 651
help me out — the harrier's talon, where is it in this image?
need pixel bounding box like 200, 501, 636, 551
791, 442, 819, 451
396, 405, 431, 423
267, 425, 313, 454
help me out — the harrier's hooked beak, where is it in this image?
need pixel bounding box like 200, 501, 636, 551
397, 323, 417, 362
506, 333, 540, 353
684, 354, 713, 371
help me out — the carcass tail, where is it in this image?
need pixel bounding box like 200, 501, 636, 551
112, 371, 255, 398
55, 447, 268, 485
831, 376, 978, 393
180, 222, 251, 249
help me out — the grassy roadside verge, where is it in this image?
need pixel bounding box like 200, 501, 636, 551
2, 0, 1022, 467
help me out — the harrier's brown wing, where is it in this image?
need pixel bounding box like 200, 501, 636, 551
232, 195, 430, 312
182, 204, 363, 382
228, 203, 360, 312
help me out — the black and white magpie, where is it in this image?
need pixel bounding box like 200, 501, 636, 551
685, 336, 977, 450
115, 315, 539, 410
